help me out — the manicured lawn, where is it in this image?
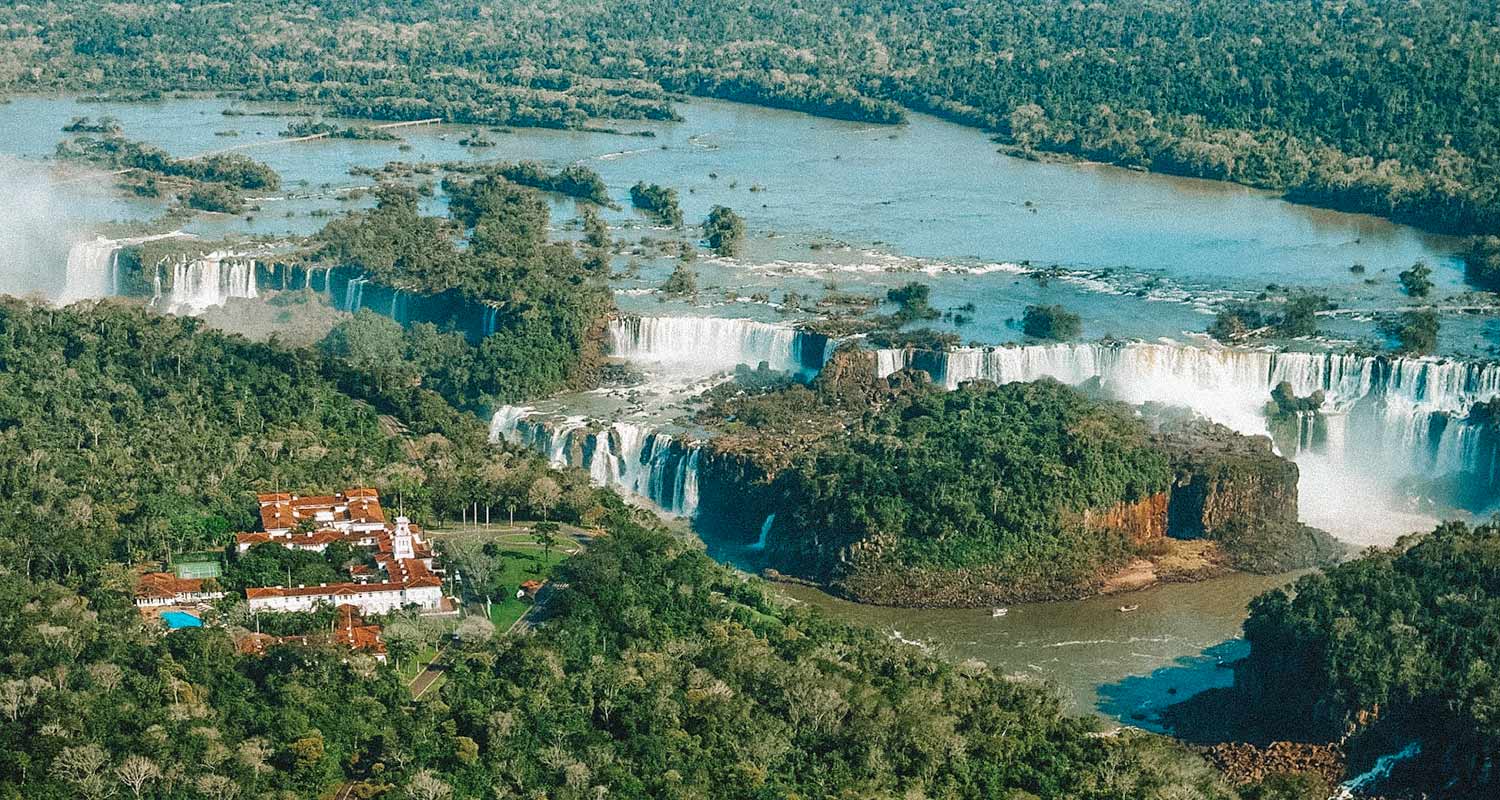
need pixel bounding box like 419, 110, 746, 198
426, 521, 584, 630
486, 547, 570, 630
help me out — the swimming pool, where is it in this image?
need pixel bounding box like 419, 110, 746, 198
161, 611, 202, 629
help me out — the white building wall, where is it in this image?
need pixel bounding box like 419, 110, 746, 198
247, 586, 442, 616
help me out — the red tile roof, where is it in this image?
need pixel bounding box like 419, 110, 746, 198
256, 488, 386, 532
135, 572, 209, 601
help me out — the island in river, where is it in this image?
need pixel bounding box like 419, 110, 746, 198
689, 348, 1343, 607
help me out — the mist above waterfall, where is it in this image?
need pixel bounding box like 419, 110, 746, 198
0, 158, 91, 301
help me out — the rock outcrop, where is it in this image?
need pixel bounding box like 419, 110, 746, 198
1159, 420, 1300, 539
1083, 491, 1170, 545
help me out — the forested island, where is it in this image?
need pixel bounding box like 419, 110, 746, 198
4, 0, 1500, 236
693, 349, 1342, 606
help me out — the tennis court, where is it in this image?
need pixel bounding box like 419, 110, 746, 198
173, 555, 222, 580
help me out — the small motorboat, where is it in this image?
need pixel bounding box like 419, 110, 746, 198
991, 608, 1008, 618
1117, 604, 1140, 613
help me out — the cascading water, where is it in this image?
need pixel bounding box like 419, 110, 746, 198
1332, 742, 1420, 800
752, 513, 776, 550
162, 252, 258, 315
58, 232, 185, 306
343, 276, 369, 312
608, 315, 828, 376
490, 408, 703, 516
56, 238, 122, 305
877, 342, 1500, 542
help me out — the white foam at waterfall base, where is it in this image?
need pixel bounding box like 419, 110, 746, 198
56, 232, 184, 305
878, 342, 1500, 545
608, 315, 815, 376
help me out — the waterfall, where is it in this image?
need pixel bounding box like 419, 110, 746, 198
1332, 742, 1420, 799
388, 289, 406, 323
58, 232, 188, 305
57, 238, 122, 304
165, 252, 258, 315
608, 315, 826, 375
490, 408, 703, 515
877, 342, 1500, 540
482, 305, 500, 337
752, 513, 776, 550
343, 276, 369, 312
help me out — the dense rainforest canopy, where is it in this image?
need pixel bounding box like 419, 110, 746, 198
313, 180, 613, 406
0, 302, 1294, 800
1224, 520, 1500, 796
0, 301, 603, 583
707, 374, 1177, 600
0, 508, 1269, 800
2, 0, 1499, 233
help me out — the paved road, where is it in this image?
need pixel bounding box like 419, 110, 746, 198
507, 582, 561, 636
407, 646, 448, 700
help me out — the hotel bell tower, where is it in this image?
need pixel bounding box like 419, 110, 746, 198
392, 516, 416, 561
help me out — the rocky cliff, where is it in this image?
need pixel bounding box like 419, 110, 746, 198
1160, 420, 1300, 539
1158, 419, 1342, 573
1082, 491, 1170, 545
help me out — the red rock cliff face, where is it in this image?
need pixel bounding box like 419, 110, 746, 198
1083, 491, 1170, 545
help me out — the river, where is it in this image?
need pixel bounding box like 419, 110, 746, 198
1, 93, 1486, 351
777, 572, 1304, 722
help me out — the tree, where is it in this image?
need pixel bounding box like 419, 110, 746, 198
1380, 310, 1440, 354
533, 521, 562, 565
455, 615, 495, 643
1008, 103, 1049, 150
704, 206, 746, 256
321, 310, 417, 391
629, 182, 682, 226
52, 744, 111, 800
184, 182, 243, 214
195, 773, 240, 800
1399, 260, 1434, 297
582, 207, 610, 250
0, 676, 46, 722
1020, 304, 1082, 340
405, 770, 452, 800
581, 207, 612, 272
1273, 294, 1330, 338
288, 733, 325, 773
384, 620, 424, 670
886, 282, 939, 321
1464, 237, 1500, 291
528, 476, 562, 520
115, 755, 161, 800
661, 262, 698, 296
